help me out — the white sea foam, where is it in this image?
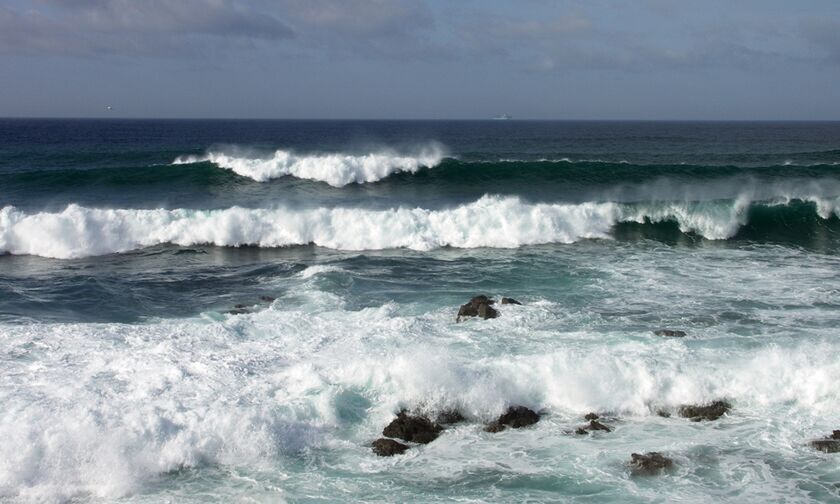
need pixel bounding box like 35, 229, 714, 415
2, 195, 838, 259
2, 296, 839, 502
173, 145, 446, 186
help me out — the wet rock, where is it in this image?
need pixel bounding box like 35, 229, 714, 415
371, 438, 409, 456
656, 409, 672, 418
477, 303, 498, 320
259, 296, 276, 303
501, 297, 522, 305
811, 431, 840, 453
435, 410, 466, 425
575, 419, 612, 434
629, 452, 674, 475
382, 411, 443, 444
485, 406, 540, 432
484, 421, 506, 433
227, 304, 251, 315
811, 440, 840, 453
678, 400, 731, 421
584, 412, 599, 421
654, 329, 686, 337
457, 295, 498, 322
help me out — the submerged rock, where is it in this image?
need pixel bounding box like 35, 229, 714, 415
259, 296, 276, 303
372, 438, 409, 456
501, 297, 522, 305
485, 406, 540, 432
435, 410, 466, 425
678, 400, 731, 421
654, 329, 687, 337
629, 452, 674, 475
227, 303, 251, 315
382, 411, 443, 444
811, 431, 840, 453
575, 419, 612, 434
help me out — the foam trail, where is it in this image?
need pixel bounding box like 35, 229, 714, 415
1, 195, 838, 259
173, 145, 446, 186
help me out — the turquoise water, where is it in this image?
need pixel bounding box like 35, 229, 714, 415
1, 120, 840, 502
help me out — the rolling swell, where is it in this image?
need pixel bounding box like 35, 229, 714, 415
1, 195, 838, 259
4, 158, 840, 194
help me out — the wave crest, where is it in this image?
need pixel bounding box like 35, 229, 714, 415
173, 144, 446, 186
1, 195, 838, 259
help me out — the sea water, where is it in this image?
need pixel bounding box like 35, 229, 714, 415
1, 120, 839, 502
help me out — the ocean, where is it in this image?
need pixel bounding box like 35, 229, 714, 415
1, 119, 839, 503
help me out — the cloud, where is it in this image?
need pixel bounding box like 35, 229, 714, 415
0, 0, 294, 56
801, 18, 840, 64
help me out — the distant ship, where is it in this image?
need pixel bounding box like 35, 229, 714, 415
492, 114, 511, 120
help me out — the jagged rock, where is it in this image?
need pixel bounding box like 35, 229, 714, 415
477, 303, 498, 320
656, 409, 672, 418
678, 400, 731, 421
575, 419, 612, 434
371, 438, 409, 456
435, 410, 466, 425
811, 440, 840, 453
501, 297, 522, 305
629, 452, 674, 475
382, 411, 442, 444
457, 295, 498, 322
485, 406, 540, 432
584, 412, 599, 421
654, 329, 686, 337
811, 431, 840, 453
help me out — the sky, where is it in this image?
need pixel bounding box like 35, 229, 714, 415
1, 0, 840, 120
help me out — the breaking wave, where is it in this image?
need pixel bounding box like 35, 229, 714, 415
2, 195, 839, 259
172, 145, 446, 186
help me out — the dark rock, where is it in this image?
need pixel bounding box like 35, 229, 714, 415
501, 297, 522, 305
629, 452, 674, 475
810, 431, 840, 453
259, 296, 276, 303
371, 438, 409, 456
484, 421, 505, 433
485, 406, 540, 433
435, 410, 466, 425
584, 412, 599, 421
811, 439, 840, 453
678, 400, 731, 421
576, 419, 612, 434
382, 411, 442, 444
656, 409, 672, 418
456, 295, 497, 322
477, 303, 498, 320
654, 329, 687, 337
588, 419, 612, 432
575, 428, 588, 435
228, 304, 251, 314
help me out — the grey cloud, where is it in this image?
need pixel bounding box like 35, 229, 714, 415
801, 18, 840, 63
0, 0, 294, 56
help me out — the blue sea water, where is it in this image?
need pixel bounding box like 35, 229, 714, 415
1, 119, 840, 502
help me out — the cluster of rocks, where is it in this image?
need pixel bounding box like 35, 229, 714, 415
370, 400, 753, 478
227, 296, 276, 314
372, 405, 540, 456
574, 412, 612, 434
456, 295, 521, 322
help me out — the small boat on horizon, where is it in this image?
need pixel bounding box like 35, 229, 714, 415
491, 113, 512, 120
